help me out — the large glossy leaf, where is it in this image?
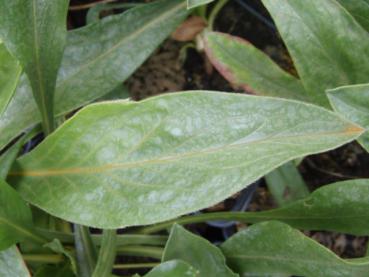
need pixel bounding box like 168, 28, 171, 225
221, 221, 369, 277
0, 44, 21, 117
0, 0, 69, 134
9, 92, 363, 228
336, 0, 369, 32
261, 0, 369, 107
145, 260, 199, 277
0, 246, 30, 277
0, 0, 188, 151
203, 31, 309, 102
327, 84, 369, 152
163, 224, 238, 276
187, 0, 214, 9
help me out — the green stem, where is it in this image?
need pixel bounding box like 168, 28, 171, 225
92, 229, 117, 277
113, 262, 159, 269
208, 0, 229, 30
74, 225, 98, 277
23, 254, 64, 264
137, 211, 274, 234
117, 246, 164, 260
37, 228, 167, 246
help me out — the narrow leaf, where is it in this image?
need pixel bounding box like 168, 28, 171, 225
336, 0, 369, 32
92, 230, 117, 277
0, 179, 42, 250
221, 221, 369, 277
74, 225, 97, 277
0, 0, 188, 151
0, 44, 21, 117
261, 0, 369, 107
9, 92, 363, 228
187, 0, 214, 9
145, 260, 199, 276
327, 83, 369, 152
139, 179, 369, 235
163, 224, 238, 276
203, 31, 308, 102
0, 246, 30, 277
0, 0, 69, 134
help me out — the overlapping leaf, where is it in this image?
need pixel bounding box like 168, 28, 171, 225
0, 0, 69, 134
327, 84, 369, 152
187, 0, 214, 9
261, 0, 369, 107
203, 31, 308, 101
0, 0, 188, 151
0, 246, 30, 277
336, 0, 369, 32
0, 44, 21, 117
9, 92, 363, 228
145, 260, 199, 277
163, 224, 237, 276
221, 221, 369, 277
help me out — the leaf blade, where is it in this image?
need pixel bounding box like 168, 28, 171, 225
0, 0, 188, 151
163, 224, 238, 276
203, 31, 308, 102
261, 0, 369, 107
327, 83, 369, 152
9, 92, 363, 228
0, 0, 69, 134
0, 246, 30, 277
221, 221, 369, 277
145, 260, 199, 277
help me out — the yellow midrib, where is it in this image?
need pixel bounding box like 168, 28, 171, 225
9, 126, 363, 177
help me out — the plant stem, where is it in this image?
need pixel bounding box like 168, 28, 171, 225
92, 229, 117, 277
208, 0, 229, 30
117, 246, 164, 260
113, 262, 159, 269
74, 225, 98, 277
23, 254, 64, 264
37, 228, 167, 246
137, 211, 275, 234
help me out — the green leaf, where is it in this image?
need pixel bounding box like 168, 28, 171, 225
139, 179, 369, 235
187, 0, 214, 9
265, 161, 309, 206
144, 260, 199, 277
0, 0, 188, 151
0, 179, 42, 250
44, 239, 77, 275
0, 44, 21, 117
221, 221, 369, 277
92, 230, 117, 277
336, 0, 369, 32
0, 0, 69, 134
327, 83, 369, 152
0, 135, 26, 179
34, 264, 75, 277
9, 92, 363, 228
203, 31, 308, 102
261, 0, 369, 107
163, 224, 238, 277
74, 225, 97, 277
0, 246, 30, 277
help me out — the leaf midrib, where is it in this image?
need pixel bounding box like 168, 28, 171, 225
10, 126, 362, 177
